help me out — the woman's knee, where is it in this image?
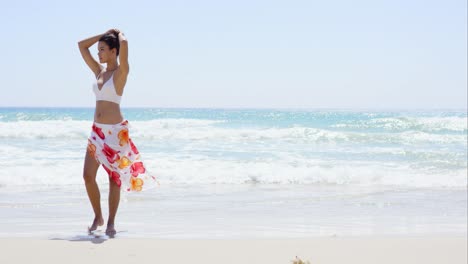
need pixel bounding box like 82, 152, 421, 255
83, 171, 97, 184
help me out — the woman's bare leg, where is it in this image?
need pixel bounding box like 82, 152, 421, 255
106, 178, 121, 236
106, 178, 120, 236
83, 150, 104, 231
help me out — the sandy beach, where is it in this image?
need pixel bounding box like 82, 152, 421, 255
1, 236, 466, 264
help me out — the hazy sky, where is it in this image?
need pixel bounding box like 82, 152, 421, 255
1, 0, 466, 109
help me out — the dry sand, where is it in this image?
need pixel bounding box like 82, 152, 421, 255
0, 236, 466, 264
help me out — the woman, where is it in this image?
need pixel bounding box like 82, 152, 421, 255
78, 29, 158, 237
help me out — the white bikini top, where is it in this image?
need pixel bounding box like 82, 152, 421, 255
92, 71, 122, 104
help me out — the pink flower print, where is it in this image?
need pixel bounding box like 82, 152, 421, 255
92, 124, 105, 139
102, 143, 120, 164
128, 138, 139, 155
130, 162, 146, 177
103, 165, 121, 187
110, 171, 122, 187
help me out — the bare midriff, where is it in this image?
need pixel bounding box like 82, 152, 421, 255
94, 101, 124, 124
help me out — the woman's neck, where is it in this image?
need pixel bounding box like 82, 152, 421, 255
106, 61, 118, 71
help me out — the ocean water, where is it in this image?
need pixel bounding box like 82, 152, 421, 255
0, 107, 466, 238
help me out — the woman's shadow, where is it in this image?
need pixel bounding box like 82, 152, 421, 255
49, 230, 124, 244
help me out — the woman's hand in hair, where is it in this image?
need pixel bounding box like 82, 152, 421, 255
106, 28, 121, 36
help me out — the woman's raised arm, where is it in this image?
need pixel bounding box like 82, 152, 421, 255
116, 30, 129, 75
78, 33, 105, 77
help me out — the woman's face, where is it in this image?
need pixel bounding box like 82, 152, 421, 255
97, 41, 115, 63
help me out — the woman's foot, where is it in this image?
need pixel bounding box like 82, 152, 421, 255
105, 223, 117, 237
88, 216, 104, 233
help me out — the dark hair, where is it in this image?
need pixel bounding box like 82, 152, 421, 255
99, 33, 120, 56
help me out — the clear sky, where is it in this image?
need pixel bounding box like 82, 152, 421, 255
1, 0, 466, 109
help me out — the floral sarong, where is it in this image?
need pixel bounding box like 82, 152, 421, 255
87, 120, 159, 192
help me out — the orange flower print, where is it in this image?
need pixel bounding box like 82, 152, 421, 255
118, 156, 131, 169
118, 129, 129, 146
87, 139, 96, 157
130, 177, 144, 191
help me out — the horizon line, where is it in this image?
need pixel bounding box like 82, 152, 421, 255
0, 106, 467, 111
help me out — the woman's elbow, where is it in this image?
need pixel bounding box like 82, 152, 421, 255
78, 41, 85, 49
